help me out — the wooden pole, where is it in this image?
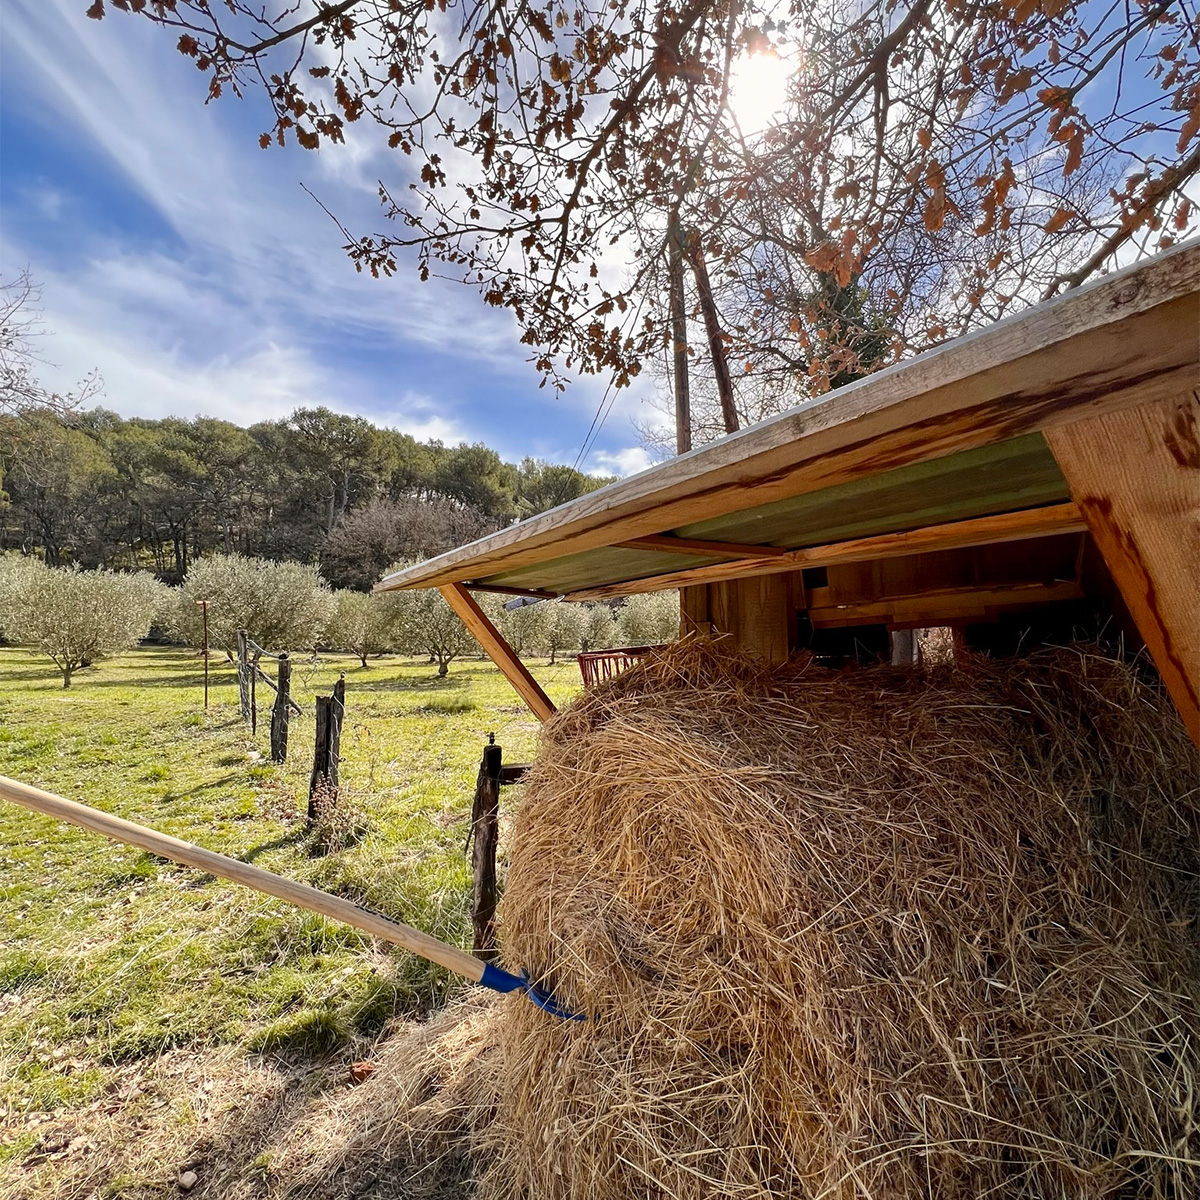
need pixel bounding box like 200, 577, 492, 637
309, 696, 331, 823
668, 213, 691, 455
331, 674, 346, 784
686, 232, 738, 435
250, 663, 257, 737
195, 599, 210, 710
0, 773, 490, 986
470, 738, 502, 960
270, 653, 291, 763
308, 675, 346, 821
236, 629, 250, 722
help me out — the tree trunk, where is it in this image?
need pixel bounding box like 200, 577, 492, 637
686, 233, 738, 435
438, 658, 449, 676
668, 214, 692, 455
62, 668, 72, 689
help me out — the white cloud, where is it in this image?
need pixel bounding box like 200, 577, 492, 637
0, 0, 657, 464
590, 445, 655, 477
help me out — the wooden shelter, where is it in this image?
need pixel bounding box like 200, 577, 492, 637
378, 243, 1199, 743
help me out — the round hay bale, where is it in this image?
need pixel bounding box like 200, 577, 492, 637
479, 640, 1199, 1199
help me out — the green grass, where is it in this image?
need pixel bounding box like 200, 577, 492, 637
0, 644, 581, 1119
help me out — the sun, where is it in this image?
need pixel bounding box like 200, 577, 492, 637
727, 48, 793, 134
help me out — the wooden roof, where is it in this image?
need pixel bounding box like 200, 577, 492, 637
377, 242, 1199, 601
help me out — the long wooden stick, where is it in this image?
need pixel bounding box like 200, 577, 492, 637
0, 773, 488, 986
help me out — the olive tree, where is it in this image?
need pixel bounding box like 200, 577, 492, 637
580, 603, 616, 653
498, 600, 549, 657
615, 591, 679, 647
5, 562, 164, 687
324, 588, 392, 667
174, 554, 336, 658
0, 552, 42, 642
389, 588, 473, 676
387, 585, 508, 676
530, 601, 586, 665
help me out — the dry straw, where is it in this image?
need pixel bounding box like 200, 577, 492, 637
297, 639, 1200, 1199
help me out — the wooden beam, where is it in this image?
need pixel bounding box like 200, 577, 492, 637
807, 580, 1085, 628
377, 245, 1198, 594
1046, 392, 1199, 743
439, 584, 556, 723
614, 533, 791, 558
463, 582, 560, 599
565, 503, 1086, 601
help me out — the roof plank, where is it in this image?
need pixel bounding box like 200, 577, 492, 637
377, 243, 1199, 594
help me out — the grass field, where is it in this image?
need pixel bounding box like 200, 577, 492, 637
0, 644, 582, 1195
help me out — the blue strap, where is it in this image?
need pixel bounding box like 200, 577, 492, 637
479, 961, 526, 993
478, 962, 586, 1021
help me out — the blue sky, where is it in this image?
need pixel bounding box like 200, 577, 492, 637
0, 0, 659, 474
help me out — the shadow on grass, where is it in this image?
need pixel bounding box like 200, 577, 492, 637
0, 665, 72, 684
84, 671, 240, 690
240, 825, 310, 864
348, 671, 474, 695
162, 772, 244, 803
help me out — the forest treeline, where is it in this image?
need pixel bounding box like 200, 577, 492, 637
0, 405, 617, 588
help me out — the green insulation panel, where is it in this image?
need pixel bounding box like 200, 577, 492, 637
478, 434, 1071, 595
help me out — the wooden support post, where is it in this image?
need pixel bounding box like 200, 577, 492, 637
701, 576, 791, 665
1046, 392, 1200, 743
439, 584, 557, 722
469, 738, 502, 960
236, 629, 251, 722
308, 677, 344, 823
250, 662, 257, 737
270, 653, 291, 763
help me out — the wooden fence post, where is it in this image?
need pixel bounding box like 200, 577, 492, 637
308, 675, 346, 823
271, 653, 291, 763
308, 697, 330, 823
332, 674, 345, 758
469, 736, 502, 960
249, 661, 257, 736
236, 629, 251, 722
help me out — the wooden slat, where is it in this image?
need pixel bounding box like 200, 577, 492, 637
377, 245, 1199, 594
1046, 392, 1200, 743
439, 584, 557, 723
614, 534, 790, 558
808, 580, 1085, 628
463, 582, 560, 599
564, 503, 1086, 601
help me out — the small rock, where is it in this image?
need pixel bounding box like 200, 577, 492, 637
349, 1060, 375, 1084
178, 1169, 198, 1192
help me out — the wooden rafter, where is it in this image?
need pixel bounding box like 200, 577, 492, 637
564, 503, 1087, 602
614, 534, 790, 558
438, 584, 557, 723
807, 580, 1086, 629
460, 583, 560, 599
